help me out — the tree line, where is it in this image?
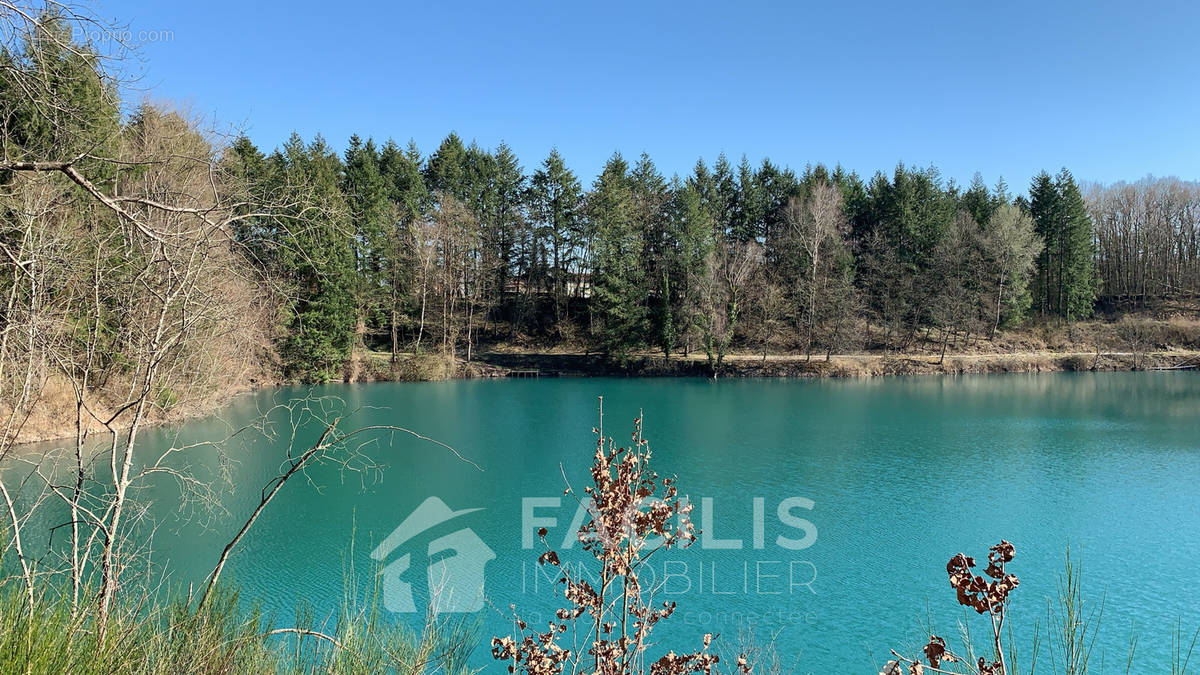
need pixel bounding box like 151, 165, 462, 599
5, 10, 1200, 386
225, 129, 1200, 379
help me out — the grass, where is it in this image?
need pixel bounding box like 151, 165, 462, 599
0, 579, 478, 674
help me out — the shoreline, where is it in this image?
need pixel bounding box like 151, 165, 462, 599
363, 348, 1200, 381
14, 350, 1198, 447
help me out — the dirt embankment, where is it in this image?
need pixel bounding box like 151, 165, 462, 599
434, 312, 1200, 380
461, 350, 1200, 379
8, 366, 278, 448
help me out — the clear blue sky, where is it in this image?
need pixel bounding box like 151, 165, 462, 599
99, 0, 1200, 193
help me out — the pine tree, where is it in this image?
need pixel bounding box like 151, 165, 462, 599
630, 154, 672, 356
711, 153, 738, 240
1029, 170, 1059, 316
273, 134, 356, 382
381, 139, 431, 221
832, 165, 870, 240
225, 135, 274, 269
530, 149, 583, 323
731, 155, 761, 243
962, 173, 996, 227
755, 158, 800, 258
482, 142, 526, 315
1029, 169, 1098, 319
589, 153, 647, 360
1056, 169, 1099, 319
0, 11, 120, 173
425, 132, 470, 201
342, 135, 391, 341
378, 140, 429, 359
687, 158, 714, 212
992, 177, 1012, 208
670, 179, 716, 356
857, 164, 956, 345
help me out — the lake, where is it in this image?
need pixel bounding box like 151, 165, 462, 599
17, 372, 1200, 672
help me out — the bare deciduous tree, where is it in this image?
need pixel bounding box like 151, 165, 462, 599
694, 240, 758, 375
0, 2, 363, 638
1088, 178, 1200, 304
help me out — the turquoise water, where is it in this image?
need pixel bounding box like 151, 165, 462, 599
17, 373, 1200, 671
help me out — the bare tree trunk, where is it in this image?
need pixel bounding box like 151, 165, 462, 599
98, 357, 155, 630
416, 265, 428, 352
0, 482, 35, 613
390, 279, 399, 363
466, 292, 475, 362
992, 275, 1004, 340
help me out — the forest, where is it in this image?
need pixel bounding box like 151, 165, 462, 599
5, 8, 1200, 394
227, 128, 1200, 380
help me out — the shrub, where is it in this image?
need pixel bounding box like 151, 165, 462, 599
492, 401, 750, 674
882, 541, 1020, 675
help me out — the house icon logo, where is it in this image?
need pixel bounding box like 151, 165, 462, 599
370, 496, 496, 614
